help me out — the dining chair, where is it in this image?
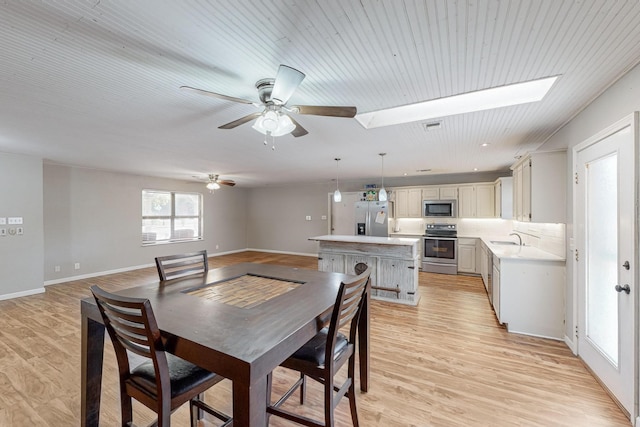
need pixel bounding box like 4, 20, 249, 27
90, 285, 231, 427
155, 250, 208, 281
266, 266, 371, 427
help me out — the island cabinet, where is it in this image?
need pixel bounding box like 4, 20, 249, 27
458, 183, 495, 218
310, 235, 420, 305
511, 150, 566, 223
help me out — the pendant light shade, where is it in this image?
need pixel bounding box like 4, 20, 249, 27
378, 153, 387, 201
333, 158, 342, 202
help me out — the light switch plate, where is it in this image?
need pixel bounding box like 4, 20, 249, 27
0, 217, 6, 225
8, 217, 23, 225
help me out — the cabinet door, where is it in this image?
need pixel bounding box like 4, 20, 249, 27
480, 245, 489, 290
513, 165, 523, 221
521, 160, 532, 222
475, 184, 495, 217
439, 186, 458, 200
457, 185, 475, 217
457, 244, 476, 273
377, 258, 417, 302
318, 252, 344, 273
344, 254, 377, 289
408, 188, 423, 217
422, 187, 439, 200
494, 180, 502, 218
492, 262, 501, 322
395, 189, 409, 217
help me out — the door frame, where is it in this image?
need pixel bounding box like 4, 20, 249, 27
571, 111, 639, 422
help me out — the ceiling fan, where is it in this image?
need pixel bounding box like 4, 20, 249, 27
205, 174, 235, 190
181, 65, 357, 138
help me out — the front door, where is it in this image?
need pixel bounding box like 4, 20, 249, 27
575, 113, 636, 416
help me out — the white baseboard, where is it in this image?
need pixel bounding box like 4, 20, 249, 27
0, 287, 45, 301
43, 248, 313, 288
564, 334, 578, 355
246, 248, 317, 257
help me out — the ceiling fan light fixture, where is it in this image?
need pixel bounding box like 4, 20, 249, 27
206, 181, 220, 190
252, 110, 296, 137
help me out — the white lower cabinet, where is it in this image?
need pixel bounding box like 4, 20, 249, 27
318, 252, 344, 273
457, 238, 477, 273
492, 256, 501, 322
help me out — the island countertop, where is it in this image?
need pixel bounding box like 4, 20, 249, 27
309, 235, 419, 246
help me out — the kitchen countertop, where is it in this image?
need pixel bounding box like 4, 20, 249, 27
480, 237, 565, 262
309, 235, 419, 246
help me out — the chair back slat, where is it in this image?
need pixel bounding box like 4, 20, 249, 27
327, 266, 371, 361
155, 250, 209, 281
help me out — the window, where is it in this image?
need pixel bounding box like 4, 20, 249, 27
142, 190, 203, 244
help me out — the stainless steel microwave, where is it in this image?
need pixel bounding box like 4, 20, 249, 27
423, 199, 457, 218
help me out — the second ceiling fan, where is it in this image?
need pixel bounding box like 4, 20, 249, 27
181, 64, 357, 137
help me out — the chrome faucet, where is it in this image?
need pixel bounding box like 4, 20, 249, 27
509, 232, 523, 246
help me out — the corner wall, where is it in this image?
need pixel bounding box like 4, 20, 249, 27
0, 152, 44, 298
43, 164, 248, 282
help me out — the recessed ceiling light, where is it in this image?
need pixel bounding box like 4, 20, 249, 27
481, 143, 490, 147
403, 172, 408, 176
355, 76, 559, 129
473, 168, 479, 171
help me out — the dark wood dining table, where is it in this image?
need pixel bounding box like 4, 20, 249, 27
80, 262, 370, 427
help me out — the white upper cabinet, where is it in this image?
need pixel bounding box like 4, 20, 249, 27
458, 183, 495, 218
422, 186, 458, 200
511, 150, 566, 223
395, 188, 422, 218
494, 177, 513, 219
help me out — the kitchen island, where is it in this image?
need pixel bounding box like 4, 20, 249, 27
309, 235, 420, 305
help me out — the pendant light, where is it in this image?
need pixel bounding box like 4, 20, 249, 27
333, 158, 342, 202
378, 153, 387, 201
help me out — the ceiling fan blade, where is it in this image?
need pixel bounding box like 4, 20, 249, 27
218, 112, 263, 129
218, 180, 236, 187
291, 105, 357, 118
271, 65, 305, 105
180, 85, 255, 105
289, 116, 309, 137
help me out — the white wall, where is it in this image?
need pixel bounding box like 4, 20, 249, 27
246, 184, 334, 255
0, 152, 44, 298
540, 61, 640, 346
43, 164, 248, 282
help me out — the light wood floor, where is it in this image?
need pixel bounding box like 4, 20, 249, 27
0, 251, 630, 426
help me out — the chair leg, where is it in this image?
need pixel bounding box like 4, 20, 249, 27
324, 374, 335, 427
266, 372, 273, 425
299, 372, 306, 404
120, 393, 133, 427
347, 357, 360, 427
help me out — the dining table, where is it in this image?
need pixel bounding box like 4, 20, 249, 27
80, 262, 370, 427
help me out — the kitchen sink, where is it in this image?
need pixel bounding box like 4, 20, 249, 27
490, 240, 519, 245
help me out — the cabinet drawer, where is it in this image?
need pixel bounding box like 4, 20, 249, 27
458, 237, 477, 246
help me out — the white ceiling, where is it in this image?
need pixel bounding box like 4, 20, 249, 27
2, 1, 640, 187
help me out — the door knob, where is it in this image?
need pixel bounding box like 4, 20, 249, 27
615, 284, 631, 294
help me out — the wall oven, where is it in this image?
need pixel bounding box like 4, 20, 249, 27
423, 199, 457, 218
422, 223, 457, 275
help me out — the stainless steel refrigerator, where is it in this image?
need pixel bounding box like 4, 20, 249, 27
354, 201, 392, 237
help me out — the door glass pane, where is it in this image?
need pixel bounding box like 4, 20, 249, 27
586, 153, 618, 365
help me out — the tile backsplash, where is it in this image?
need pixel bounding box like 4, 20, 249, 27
512, 222, 566, 258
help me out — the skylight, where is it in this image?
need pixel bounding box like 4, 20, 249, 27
355, 76, 559, 129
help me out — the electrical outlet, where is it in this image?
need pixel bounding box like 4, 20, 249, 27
74, 262, 80, 270
54, 266, 61, 272
16, 227, 23, 235
305, 215, 312, 221
215, 244, 219, 249
0, 217, 5, 225
321, 215, 327, 220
